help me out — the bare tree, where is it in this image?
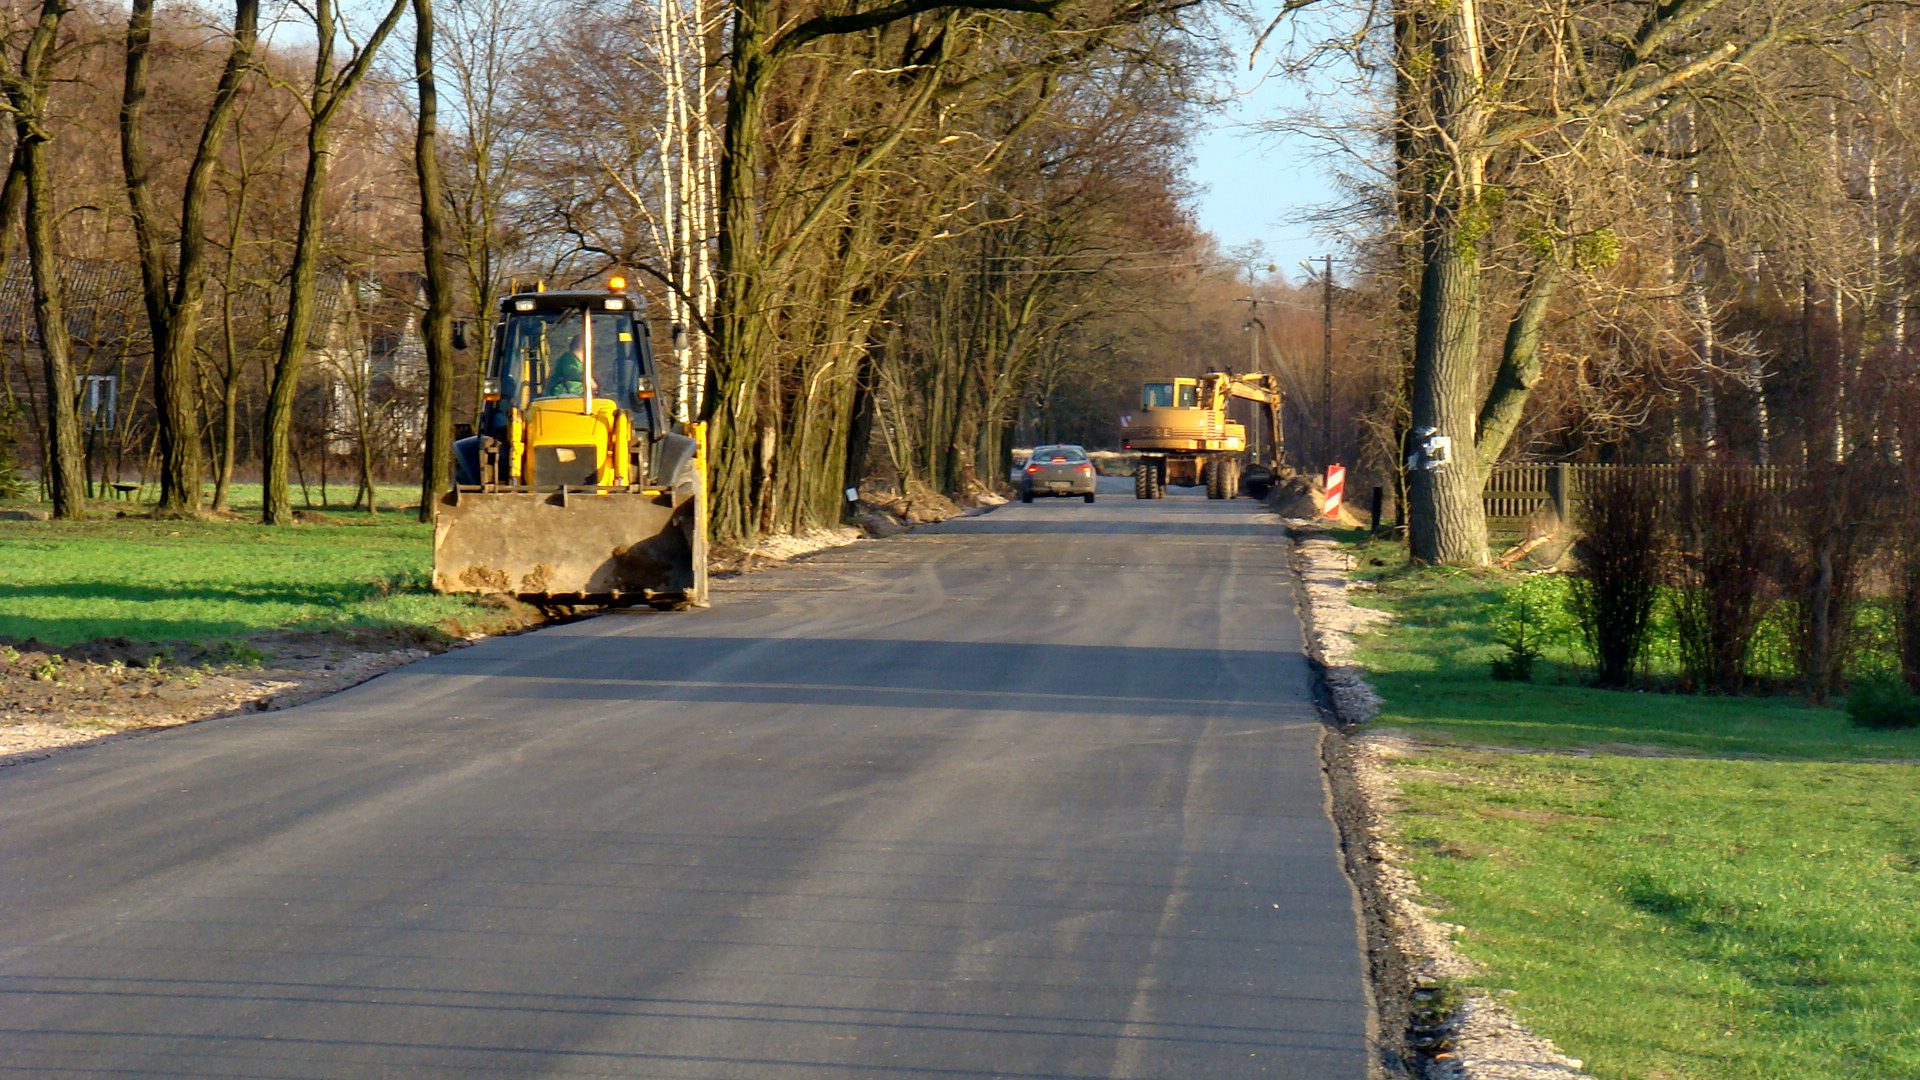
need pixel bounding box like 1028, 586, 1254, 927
4, 0, 82, 517
412, 0, 455, 519
260, 0, 408, 525
121, 0, 260, 517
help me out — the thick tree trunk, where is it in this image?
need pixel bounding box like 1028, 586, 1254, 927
414, 0, 456, 520
705, 0, 773, 544
1408, 233, 1488, 564
8, 0, 80, 517
1405, 4, 1489, 566
122, 0, 259, 517
25, 150, 81, 519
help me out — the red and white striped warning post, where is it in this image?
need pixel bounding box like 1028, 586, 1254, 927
1323, 464, 1345, 519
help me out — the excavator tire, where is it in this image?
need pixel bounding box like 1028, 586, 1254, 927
1135, 463, 1152, 499
1204, 458, 1225, 500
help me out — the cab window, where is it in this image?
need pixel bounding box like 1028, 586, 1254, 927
1177, 383, 1199, 408
496, 309, 641, 404
1142, 383, 1174, 408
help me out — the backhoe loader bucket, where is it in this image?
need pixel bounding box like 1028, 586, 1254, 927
432, 486, 707, 607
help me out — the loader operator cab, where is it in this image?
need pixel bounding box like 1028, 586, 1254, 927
454, 284, 675, 488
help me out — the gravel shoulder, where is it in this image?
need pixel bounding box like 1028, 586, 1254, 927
1287, 523, 1597, 1080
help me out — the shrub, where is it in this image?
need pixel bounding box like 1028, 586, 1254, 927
0, 402, 25, 500
1670, 467, 1781, 692
1846, 675, 1920, 731
1783, 456, 1885, 702
1489, 575, 1574, 682
1570, 468, 1664, 687
1904, 546, 1920, 694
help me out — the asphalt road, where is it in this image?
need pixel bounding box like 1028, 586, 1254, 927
0, 477, 1373, 1079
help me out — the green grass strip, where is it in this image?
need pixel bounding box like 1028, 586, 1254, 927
1392, 750, 1920, 1080
1343, 533, 1920, 1078
0, 514, 512, 647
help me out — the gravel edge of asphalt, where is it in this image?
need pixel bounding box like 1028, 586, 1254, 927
1283, 519, 1598, 1080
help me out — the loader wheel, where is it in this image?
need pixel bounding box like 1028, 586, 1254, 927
1134, 464, 1152, 499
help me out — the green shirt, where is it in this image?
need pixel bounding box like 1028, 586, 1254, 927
545, 351, 584, 396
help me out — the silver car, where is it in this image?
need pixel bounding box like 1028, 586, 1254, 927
1021, 445, 1097, 503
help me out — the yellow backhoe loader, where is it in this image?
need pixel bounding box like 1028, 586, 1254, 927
1123, 371, 1285, 499
432, 279, 707, 609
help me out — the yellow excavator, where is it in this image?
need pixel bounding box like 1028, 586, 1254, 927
432, 278, 707, 609
1124, 371, 1285, 499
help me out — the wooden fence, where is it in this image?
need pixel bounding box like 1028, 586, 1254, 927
1483, 463, 1797, 528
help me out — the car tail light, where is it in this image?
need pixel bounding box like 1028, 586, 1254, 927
1026, 464, 1041, 473
1076, 464, 1092, 473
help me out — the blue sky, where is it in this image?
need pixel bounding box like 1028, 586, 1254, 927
1185, 7, 1354, 286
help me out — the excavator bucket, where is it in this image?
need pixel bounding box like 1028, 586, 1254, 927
432, 486, 707, 607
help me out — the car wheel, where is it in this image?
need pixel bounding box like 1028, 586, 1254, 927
1084, 492, 1096, 504
1021, 486, 1034, 503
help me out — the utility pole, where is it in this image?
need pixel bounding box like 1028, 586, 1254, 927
1321, 254, 1334, 474
1237, 296, 1261, 372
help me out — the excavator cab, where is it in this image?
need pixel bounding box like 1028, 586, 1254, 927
433, 281, 707, 608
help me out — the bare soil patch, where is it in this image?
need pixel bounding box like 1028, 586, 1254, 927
0, 629, 494, 767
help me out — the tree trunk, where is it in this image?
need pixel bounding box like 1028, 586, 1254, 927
13, 0, 82, 518
1474, 256, 1560, 472
414, 0, 456, 521
260, 0, 407, 525
120, 0, 260, 517
262, 123, 332, 524
705, 0, 773, 543
1403, 1, 1489, 566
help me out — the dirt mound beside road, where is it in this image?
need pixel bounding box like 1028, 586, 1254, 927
1268, 475, 1367, 527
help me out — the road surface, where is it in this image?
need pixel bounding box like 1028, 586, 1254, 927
0, 478, 1374, 1078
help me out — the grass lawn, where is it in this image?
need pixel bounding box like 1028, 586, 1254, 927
1343, 533, 1920, 1079
0, 510, 522, 649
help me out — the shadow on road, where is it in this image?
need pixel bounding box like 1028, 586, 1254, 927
414, 635, 1316, 722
